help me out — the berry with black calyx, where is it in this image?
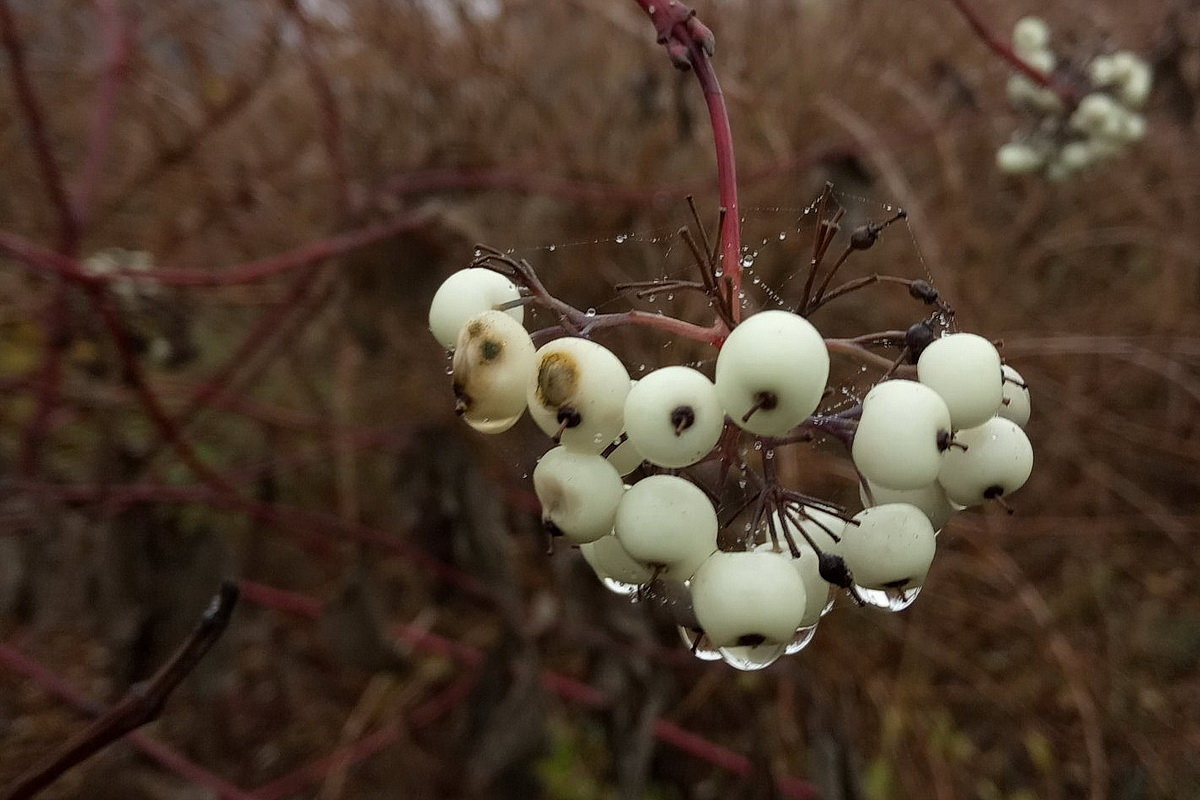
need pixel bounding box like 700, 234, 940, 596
904, 321, 937, 362
818, 552, 854, 588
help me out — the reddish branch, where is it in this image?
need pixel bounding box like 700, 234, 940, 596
241, 580, 819, 799
0, 583, 239, 800
945, 0, 1078, 107
632, 0, 743, 323
0, 0, 78, 246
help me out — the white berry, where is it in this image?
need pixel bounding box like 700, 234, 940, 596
533, 447, 625, 544
852, 380, 952, 490
917, 333, 1004, 430
690, 550, 808, 648
614, 475, 717, 581
938, 416, 1034, 506
998, 364, 1031, 427
429, 268, 523, 350
452, 310, 536, 433
841, 504, 936, 591
715, 310, 829, 437
581, 534, 654, 591
623, 366, 724, 468
860, 478, 956, 532
527, 337, 631, 453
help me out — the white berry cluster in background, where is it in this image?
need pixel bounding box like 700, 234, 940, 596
997, 16, 1152, 181
428, 192, 1034, 670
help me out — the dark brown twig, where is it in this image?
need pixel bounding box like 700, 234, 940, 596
1, 582, 240, 800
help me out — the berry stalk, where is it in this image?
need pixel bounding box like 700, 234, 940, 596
632, 0, 743, 324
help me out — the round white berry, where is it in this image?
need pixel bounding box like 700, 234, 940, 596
1012, 17, 1050, 56
917, 333, 1004, 430
614, 475, 717, 581
997, 364, 1031, 427
429, 268, 523, 350
451, 310, 536, 433
690, 550, 808, 648
533, 447, 625, 544
840, 504, 936, 591
760, 538, 826, 629
715, 310, 830, 437
937, 416, 1034, 506
996, 142, 1045, 175
623, 366, 724, 468
527, 337, 631, 453
860, 478, 956, 532
1071, 93, 1122, 136
605, 435, 644, 477
1059, 141, 1094, 172
852, 380, 952, 490
580, 534, 654, 592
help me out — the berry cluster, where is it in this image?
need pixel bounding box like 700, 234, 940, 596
429, 196, 1033, 670
997, 16, 1151, 181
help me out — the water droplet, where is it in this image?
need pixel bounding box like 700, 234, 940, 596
765, 450, 774, 460
666, 293, 674, 301
615, 234, 628, 244
820, 586, 835, 616
778, 232, 787, 241
784, 625, 818, 655
601, 577, 641, 596
853, 584, 922, 612
719, 641, 786, 670
548, 244, 557, 252
585, 307, 596, 317
678, 627, 722, 661
740, 255, 754, 268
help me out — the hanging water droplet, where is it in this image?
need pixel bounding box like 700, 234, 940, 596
585, 307, 596, 317
601, 577, 641, 596
615, 234, 628, 244
853, 584, 922, 612
765, 450, 774, 460
778, 232, 787, 241
678, 627, 722, 661
548, 244, 557, 252
784, 625, 818, 655
719, 641, 786, 670
666, 293, 674, 301
740, 255, 754, 268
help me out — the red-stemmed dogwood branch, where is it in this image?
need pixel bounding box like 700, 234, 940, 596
945, 0, 1079, 108
632, 0, 742, 323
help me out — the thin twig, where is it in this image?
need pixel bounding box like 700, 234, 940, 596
1, 582, 239, 800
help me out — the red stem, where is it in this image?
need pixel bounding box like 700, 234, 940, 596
631, 0, 742, 324
945, 0, 1077, 107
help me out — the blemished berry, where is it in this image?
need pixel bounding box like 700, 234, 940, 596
624, 366, 724, 468
527, 337, 631, 453
429, 268, 523, 350
715, 309, 830, 437
614, 475, 717, 581
451, 310, 536, 433
690, 550, 808, 648
852, 379, 952, 490
937, 416, 1034, 506
840, 504, 937, 591
533, 447, 625, 544
917, 332, 1004, 430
